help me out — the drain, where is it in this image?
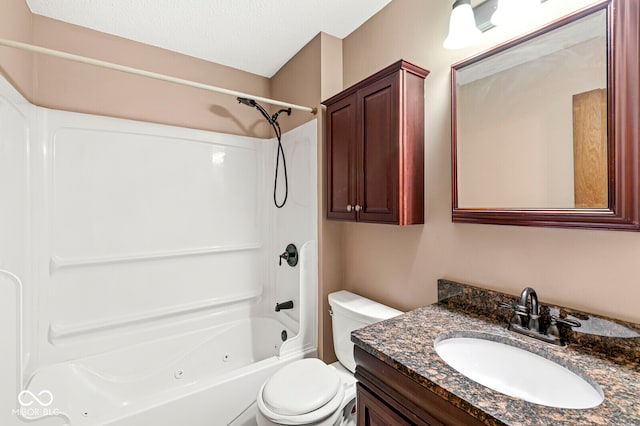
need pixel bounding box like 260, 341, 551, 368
82, 412, 89, 417
223, 354, 230, 362
281, 330, 288, 342
174, 369, 184, 379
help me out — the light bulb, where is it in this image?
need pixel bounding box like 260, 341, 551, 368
444, 0, 482, 50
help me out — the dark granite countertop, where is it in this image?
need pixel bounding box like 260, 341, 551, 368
351, 280, 640, 426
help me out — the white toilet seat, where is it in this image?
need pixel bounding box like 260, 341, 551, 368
263, 359, 342, 416
256, 359, 350, 425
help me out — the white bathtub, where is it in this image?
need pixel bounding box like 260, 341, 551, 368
22, 316, 312, 426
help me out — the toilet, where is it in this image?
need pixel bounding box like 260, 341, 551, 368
256, 290, 402, 426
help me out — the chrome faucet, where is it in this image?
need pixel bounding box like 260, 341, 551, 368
501, 286, 581, 346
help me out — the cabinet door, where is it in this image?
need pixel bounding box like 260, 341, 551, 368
327, 94, 358, 220
357, 383, 414, 426
357, 73, 400, 224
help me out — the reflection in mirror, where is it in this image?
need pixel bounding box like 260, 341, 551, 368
451, 0, 640, 231
455, 10, 607, 210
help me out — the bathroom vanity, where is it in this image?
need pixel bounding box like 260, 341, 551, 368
355, 348, 485, 425
352, 280, 640, 425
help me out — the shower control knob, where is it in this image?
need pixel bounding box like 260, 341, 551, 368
279, 244, 298, 267
346, 204, 352, 212
355, 205, 362, 212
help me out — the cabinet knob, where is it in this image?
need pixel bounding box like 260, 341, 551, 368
355, 205, 362, 212
347, 204, 352, 212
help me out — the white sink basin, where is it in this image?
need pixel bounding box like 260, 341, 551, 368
434, 336, 604, 409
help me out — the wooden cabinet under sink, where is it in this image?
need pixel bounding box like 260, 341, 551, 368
322, 60, 429, 225
355, 346, 486, 426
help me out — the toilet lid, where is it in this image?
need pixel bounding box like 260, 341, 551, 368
262, 358, 341, 416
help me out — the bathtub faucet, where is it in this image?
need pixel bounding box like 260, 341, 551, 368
275, 300, 294, 312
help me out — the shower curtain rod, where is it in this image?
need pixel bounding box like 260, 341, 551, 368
0, 38, 317, 115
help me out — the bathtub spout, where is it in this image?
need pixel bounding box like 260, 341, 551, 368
275, 301, 294, 312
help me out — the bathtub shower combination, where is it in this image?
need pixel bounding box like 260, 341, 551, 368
0, 75, 318, 426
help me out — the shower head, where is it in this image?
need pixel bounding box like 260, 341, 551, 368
237, 97, 256, 107
237, 97, 273, 124
237, 97, 292, 126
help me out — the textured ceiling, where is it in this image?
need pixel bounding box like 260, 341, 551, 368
24, 0, 392, 78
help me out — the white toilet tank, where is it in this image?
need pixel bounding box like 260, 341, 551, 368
328, 290, 402, 373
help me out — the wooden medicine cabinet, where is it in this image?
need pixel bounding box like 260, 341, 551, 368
323, 60, 429, 225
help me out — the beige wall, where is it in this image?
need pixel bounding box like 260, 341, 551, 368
0, 0, 33, 99
31, 15, 274, 137
340, 0, 640, 324
1, 0, 273, 137
457, 37, 606, 209
272, 32, 345, 362
271, 35, 322, 134
317, 34, 344, 362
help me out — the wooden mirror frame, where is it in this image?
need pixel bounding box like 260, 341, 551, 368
451, 0, 640, 231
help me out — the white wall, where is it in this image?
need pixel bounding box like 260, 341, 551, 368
271, 120, 318, 328
35, 108, 268, 368
0, 73, 32, 426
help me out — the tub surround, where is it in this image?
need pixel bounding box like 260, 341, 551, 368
0, 74, 319, 426
351, 280, 640, 425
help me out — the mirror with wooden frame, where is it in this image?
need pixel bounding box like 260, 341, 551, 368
451, 0, 639, 230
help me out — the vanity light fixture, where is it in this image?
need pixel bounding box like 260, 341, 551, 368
491, 0, 542, 27
444, 0, 548, 49
443, 0, 482, 50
